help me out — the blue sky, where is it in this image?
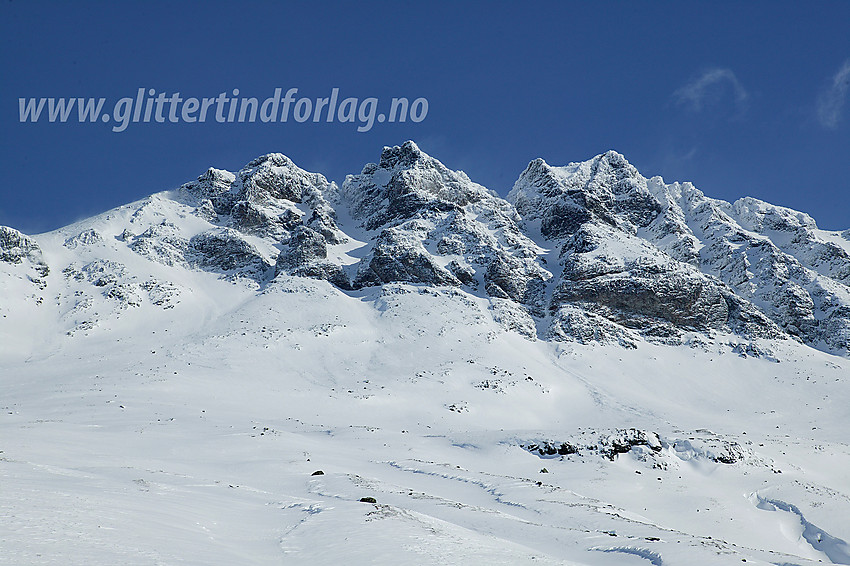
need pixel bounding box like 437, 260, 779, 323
2, 0, 849, 232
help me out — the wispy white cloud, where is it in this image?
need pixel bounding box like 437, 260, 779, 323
817, 59, 850, 129
673, 68, 749, 113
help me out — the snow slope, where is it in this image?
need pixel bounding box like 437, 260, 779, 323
2, 143, 850, 565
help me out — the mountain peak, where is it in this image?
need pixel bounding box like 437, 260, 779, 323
597, 149, 631, 168
378, 140, 424, 169
343, 142, 492, 229
244, 152, 297, 169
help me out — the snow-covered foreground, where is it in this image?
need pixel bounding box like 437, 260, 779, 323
3, 275, 850, 565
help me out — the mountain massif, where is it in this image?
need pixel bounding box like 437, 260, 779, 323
2, 142, 850, 565
4, 141, 849, 354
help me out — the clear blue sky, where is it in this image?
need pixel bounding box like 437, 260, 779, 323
2, 0, 848, 232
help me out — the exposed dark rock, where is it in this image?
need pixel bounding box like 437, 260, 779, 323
447, 260, 476, 287
280, 226, 327, 265
0, 226, 50, 288
343, 142, 549, 319
180, 167, 237, 215
188, 228, 273, 280
524, 442, 579, 457
276, 226, 351, 289
599, 429, 662, 461
129, 222, 189, 267
353, 227, 460, 288
64, 228, 103, 249
1, 226, 46, 267
230, 201, 302, 239
484, 252, 546, 315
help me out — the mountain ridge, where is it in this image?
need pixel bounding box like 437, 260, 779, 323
3, 140, 847, 355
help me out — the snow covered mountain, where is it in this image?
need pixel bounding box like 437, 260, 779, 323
2, 142, 850, 565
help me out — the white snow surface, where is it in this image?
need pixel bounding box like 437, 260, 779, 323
2, 145, 850, 565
